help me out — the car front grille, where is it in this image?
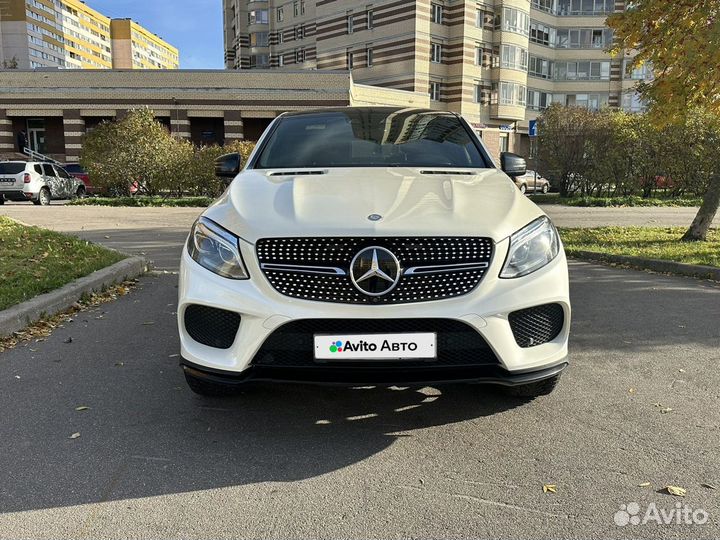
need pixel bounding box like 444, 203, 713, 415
508, 303, 564, 348
256, 237, 493, 304
184, 304, 241, 349
251, 318, 499, 368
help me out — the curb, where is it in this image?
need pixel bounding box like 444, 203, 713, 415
0, 255, 149, 339
568, 250, 720, 281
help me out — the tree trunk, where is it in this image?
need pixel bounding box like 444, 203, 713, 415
681, 172, 720, 241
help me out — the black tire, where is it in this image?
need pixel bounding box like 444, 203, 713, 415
519, 184, 527, 194
541, 183, 549, 194
184, 370, 237, 397
0, 197, 4, 205
38, 187, 51, 206
504, 374, 561, 399
75, 185, 86, 198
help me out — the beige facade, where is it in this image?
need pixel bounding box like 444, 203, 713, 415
110, 19, 179, 69
224, 0, 649, 156
0, 0, 178, 70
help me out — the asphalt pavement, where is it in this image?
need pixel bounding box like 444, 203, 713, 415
0, 202, 719, 538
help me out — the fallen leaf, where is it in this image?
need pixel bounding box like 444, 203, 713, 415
115, 362, 124, 367
142, 321, 155, 326
660, 407, 673, 414
63, 337, 73, 344
653, 402, 662, 407
75, 406, 90, 411
678, 369, 686, 373
628, 387, 636, 394
638, 482, 651, 487
701, 483, 717, 490
665, 485, 686, 497
542, 484, 557, 494
69, 432, 81, 439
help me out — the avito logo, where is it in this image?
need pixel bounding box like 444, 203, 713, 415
329, 339, 419, 353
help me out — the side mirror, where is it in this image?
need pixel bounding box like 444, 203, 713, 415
215, 152, 242, 181
500, 152, 527, 178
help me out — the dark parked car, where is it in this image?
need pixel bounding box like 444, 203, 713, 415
514, 170, 551, 194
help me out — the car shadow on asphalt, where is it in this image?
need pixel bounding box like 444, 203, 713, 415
0, 273, 527, 513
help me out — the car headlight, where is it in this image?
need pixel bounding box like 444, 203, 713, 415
500, 216, 560, 278
187, 217, 249, 279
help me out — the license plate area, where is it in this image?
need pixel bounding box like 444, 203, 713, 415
314, 332, 436, 361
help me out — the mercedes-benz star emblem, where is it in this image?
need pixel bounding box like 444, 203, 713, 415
367, 214, 383, 222
350, 247, 401, 297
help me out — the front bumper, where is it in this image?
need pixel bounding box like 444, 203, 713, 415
177, 235, 571, 383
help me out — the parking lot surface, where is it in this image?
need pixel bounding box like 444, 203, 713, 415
0, 261, 718, 539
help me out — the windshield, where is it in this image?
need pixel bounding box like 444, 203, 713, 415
0, 163, 26, 175
254, 109, 490, 169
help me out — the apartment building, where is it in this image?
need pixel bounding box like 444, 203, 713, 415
223, 0, 648, 158
0, 0, 178, 70
110, 19, 179, 69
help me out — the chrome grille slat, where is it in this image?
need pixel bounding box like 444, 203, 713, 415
256, 237, 493, 304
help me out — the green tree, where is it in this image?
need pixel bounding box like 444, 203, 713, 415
537, 105, 603, 197
608, 0, 720, 241
80, 108, 182, 196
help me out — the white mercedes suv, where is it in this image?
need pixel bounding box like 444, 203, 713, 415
178, 108, 570, 398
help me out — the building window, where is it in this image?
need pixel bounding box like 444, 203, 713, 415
500, 44, 528, 71
431, 42, 442, 63
296, 49, 305, 63
278, 31, 284, 44
495, 7, 529, 36
431, 3, 443, 24
554, 61, 610, 80
527, 89, 552, 110
249, 54, 269, 68
493, 82, 526, 106
474, 83, 489, 104
532, 0, 555, 13
366, 46, 373, 67
557, 0, 614, 16
296, 25, 304, 40
556, 28, 613, 49
347, 13, 354, 33
249, 9, 268, 24
622, 91, 645, 113
529, 56, 554, 79
277, 7, 284, 22
294, 1, 299, 17
530, 22, 555, 47
624, 60, 654, 80
347, 50, 354, 69
499, 135, 509, 154
429, 81, 441, 101
278, 54, 284, 67
301, 1, 306, 14
367, 7, 374, 29
250, 32, 268, 47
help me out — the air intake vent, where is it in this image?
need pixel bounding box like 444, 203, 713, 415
184, 304, 241, 349
420, 170, 476, 176
508, 303, 564, 348
268, 170, 327, 176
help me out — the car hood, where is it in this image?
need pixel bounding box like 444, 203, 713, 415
202, 167, 545, 243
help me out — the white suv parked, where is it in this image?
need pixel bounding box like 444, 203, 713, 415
178, 108, 570, 399
0, 161, 85, 205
